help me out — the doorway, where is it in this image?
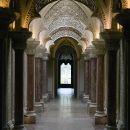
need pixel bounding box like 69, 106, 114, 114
55, 45, 77, 97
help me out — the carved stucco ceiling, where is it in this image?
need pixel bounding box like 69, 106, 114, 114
37, 0, 93, 42
40, 0, 89, 28
30, 0, 98, 53
35, 0, 96, 12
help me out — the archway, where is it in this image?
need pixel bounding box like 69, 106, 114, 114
55, 45, 77, 97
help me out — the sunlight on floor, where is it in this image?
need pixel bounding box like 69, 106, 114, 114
57, 88, 74, 96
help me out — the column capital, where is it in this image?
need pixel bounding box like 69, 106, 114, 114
35, 45, 43, 58
92, 39, 106, 55
42, 52, 49, 61
115, 9, 130, 28
100, 29, 122, 51
26, 38, 39, 55
85, 45, 97, 58
0, 7, 15, 30
115, 9, 130, 41
10, 28, 32, 50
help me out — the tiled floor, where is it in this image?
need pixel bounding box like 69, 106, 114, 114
25, 89, 105, 130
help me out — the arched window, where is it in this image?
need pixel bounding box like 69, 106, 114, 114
60, 63, 71, 84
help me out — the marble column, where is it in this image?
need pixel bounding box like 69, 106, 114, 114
89, 47, 97, 115
93, 39, 107, 125
42, 53, 49, 102
34, 45, 44, 112
115, 9, 130, 130
101, 30, 122, 130
11, 28, 32, 130
0, 7, 15, 130
85, 46, 97, 115
85, 48, 91, 104
83, 56, 89, 102
24, 39, 39, 124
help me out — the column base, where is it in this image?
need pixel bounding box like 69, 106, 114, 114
104, 125, 118, 130
43, 93, 49, 103
34, 102, 44, 113
88, 103, 96, 115
95, 111, 107, 125
24, 111, 36, 124
6, 120, 14, 130
117, 120, 126, 130
82, 94, 89, 103
87, 100, 91, 113
13, 125, 26, 130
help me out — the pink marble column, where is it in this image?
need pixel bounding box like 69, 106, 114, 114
86, 46, 97, 115
34, 45, 44, 112
90, 57, 97, 105
101, 30, 122, 130
83, 57, 89, 102
41, 53, 49, 102
24, 39, 38, 124
93, 39, 107, 125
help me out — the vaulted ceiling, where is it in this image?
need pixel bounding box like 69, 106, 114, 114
35, 0, 96, 12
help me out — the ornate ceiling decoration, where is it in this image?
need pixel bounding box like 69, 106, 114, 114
38, 0, 91, 43
35, 0, 96, 12
48, 17, 86, 35
42, 0, 89, 28
51, 30, 81, 42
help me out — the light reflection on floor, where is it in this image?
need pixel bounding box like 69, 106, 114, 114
25, 88, 105, 130
57, 88, 74, 97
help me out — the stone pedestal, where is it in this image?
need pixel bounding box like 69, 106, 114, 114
115, 9, 130, 130
24, 39, 39, 124
101, 30, 122, 130
93, 39, 107, 125
11, 29, 32, 130
0, 7, 15, 130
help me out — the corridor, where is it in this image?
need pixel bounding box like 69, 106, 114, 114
25, 89, 104, 130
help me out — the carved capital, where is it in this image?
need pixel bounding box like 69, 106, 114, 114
42, 51, 49, 61
100, 29, 122, 51
92, 39, 106, 55
10, 28, 32, 50
35, 45, 44, 58
85, 45, 97, 59
26, 38, 39, 55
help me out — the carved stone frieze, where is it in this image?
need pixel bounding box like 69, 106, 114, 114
51, 30, 81, 42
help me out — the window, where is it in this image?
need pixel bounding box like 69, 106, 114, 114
60, 63, 71, 84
